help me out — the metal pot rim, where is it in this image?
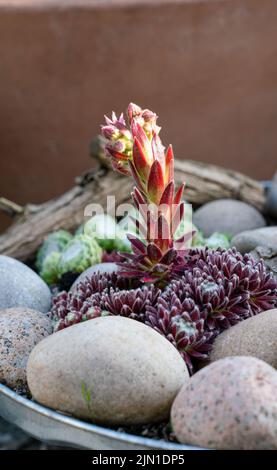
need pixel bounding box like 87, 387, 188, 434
0, 383, 204, 450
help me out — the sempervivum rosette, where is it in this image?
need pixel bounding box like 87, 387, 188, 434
51, 289, 107, 332
181, 247, 277, 331
146, 295, 214, 374
51, 272, 131, 331
100, 286, 160, 322
146, 247, 277, 372
73, 271, 132, 299
51, 272, 159, 331
50, 248, 277, 372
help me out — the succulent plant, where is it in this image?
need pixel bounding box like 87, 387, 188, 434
51, 272, 148, 331
84, 214, 117, 244
36, 230, 73, 272
50, 269, 215, 371
145, 247, 277, 372
101, 103, 192, 286
169, 247, 277, 331
48, 104, 277, 374
50, 247, 277, 371
39, 251, 61, 285
146, 296, 214, 374
102, 250, 124, 263
205, 232, 231, 250
75, 224, 84, 236
173, 204, 204, 247
100, 285, 160, 322
118, 203, 229, 252
52, 297, 110, 331
117, 207, 140, 234
118, 206, 229, 253
84, 214, 132, 253
113, 230, 133, 252
57, 234, 102, 278
75, 271, 134, 298
101, 104, 160, 175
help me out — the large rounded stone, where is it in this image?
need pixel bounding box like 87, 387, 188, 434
232, 227, 277, 275
0, 256, 51, 313
171, 357, 277, 450
0, 307, 52, 393
232, 226, 277, 254
27, 316, 189, 426
209, 310, 277, 368
70, 262, 118, 292
250, 246, 277, 276
193, 199, 265, 237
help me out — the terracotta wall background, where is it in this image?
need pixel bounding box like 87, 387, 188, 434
0, 0, 277, 232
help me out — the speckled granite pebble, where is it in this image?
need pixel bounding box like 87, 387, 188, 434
250, 246, 277, 276
210, 310, 277, 368
0, 307, 52, 393
0, 255, 51, 313
171, 357, 277, 449
232, 227, 277, 254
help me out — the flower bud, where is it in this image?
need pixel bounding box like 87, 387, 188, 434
101, 125, 119, 140
142, 109, 157, 123
127, 102, 142, 121
105, 140, 125, 157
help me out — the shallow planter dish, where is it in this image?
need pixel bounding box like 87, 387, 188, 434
0, 383, 203, 450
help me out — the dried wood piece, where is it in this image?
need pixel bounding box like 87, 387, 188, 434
0, 197, 24, 217
174, 160, 265, 209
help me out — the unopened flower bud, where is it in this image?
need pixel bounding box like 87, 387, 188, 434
127, 102, 142, 121
106, 140, 125, 156
101, 125, 119, 140
142, 109, 157, 123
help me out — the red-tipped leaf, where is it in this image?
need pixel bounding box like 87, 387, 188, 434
133, 136, 150, 181
129, 160, 145, 192
165, 145, 174, 183
175, 230, 195, 249
155, 213, 170, 252
133, 187, 147, 205
132, 121, 152, 163
151, 133, 165, 165
173, 183, 185, 205
129, 215, 147, 238
147, 243, 163, 262
107, 148, 130, 161
147, 160, 164, 204
160, 181, 175, 206
160, 249, 177, 265
127, 235, 146, 255
172, 201, 185, 235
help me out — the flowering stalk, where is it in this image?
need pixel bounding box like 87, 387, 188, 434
101, 103, 192, 285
